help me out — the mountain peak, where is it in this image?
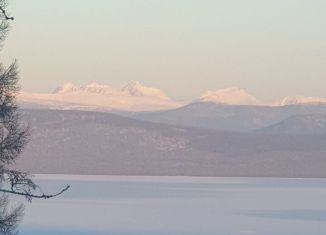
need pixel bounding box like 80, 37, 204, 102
121, 81, 169, 100
53, 82, 77, 94
198, 87, 261, 105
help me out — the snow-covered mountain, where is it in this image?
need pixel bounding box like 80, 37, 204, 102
197, 87, 326, 107
276, 95, 326, 106
198, 87, 261, 105
121, 81, 169, 99
19, 82, 326, 113
19, 81, 183, 112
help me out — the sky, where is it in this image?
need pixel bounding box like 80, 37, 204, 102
1, 0, 326, 101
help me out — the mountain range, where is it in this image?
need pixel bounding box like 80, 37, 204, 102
19, 81, 326, 112
17, 81, 326, 134
15, 82, 326, 177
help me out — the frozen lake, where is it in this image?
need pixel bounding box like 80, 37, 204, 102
19, 175, 326, 235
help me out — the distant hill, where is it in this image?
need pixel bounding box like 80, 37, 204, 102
15, 109, 326, 177
136, 102, 326, 132
258, 114, 326, 134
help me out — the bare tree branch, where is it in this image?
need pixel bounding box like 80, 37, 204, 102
0, 185, 70, 200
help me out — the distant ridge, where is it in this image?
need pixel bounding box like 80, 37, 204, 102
257, 114, 326, 134
137, 101, 326, 132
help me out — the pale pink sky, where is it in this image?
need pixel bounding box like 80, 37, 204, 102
2, 0, 326, 101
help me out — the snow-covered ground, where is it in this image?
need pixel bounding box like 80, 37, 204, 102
19, 175, 326, 235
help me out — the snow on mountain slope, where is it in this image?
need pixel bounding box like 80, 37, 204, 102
121, 81, 169, 99
19, 81, 183, 111
276, 96, 326, 106
198, 87, 261, 105
53, 82, 120, 95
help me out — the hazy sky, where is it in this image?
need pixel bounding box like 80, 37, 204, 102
1, 0, 326, 101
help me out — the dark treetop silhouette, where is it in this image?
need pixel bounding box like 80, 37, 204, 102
0, 1, 69, 234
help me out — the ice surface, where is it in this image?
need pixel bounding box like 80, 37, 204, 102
19, 175, 326, 235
